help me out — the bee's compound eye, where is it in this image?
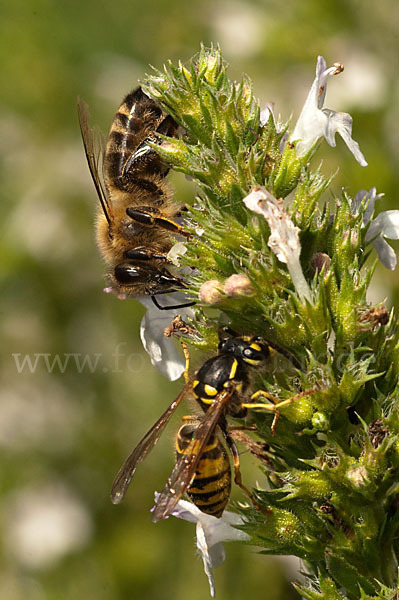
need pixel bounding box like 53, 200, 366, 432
114, 264, 142, 284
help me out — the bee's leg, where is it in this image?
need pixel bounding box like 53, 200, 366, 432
126, 207, 191, 238
243, 388, 319, 435
155, 114, 179, 138
149, 290, 196, 311
122, 138, 169, 180
174, 205, 189, 217
125, 247, 170, 262
121, 173, 166, 196
146, 272, 196, 310
124, 115, 179, 179
223, 431, 272, 515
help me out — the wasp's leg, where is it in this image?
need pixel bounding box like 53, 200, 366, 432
226, 424, 258, 433
180, 341, 191, 385
224, 431, 272, 515
243, 388, 319, 435
126, 207, 191, 238
180, 415, 196, 422
243, 390, 284, 435
228, 429, 273, 468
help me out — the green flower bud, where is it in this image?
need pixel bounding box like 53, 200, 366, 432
283, 396, 314, 424
267, 508, 303, 542
346, 466, 370, 488
199, 280, 223, 305
224, 274, 254, 297
273, 142, 302, 198
293, 471, 332, 499
312, 410, 330, 431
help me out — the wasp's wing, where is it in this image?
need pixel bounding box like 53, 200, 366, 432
152, 388, 234, 522
110, 383, 190, 505
77, 97, 113, 227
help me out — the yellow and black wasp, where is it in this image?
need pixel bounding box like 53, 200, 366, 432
111, 329, 305, 520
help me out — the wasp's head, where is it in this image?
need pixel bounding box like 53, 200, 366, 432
218, 332, 270, 366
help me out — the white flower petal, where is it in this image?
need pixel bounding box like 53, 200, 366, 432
322, 109, 368, 166
156, 494, 250, 598
167, 497, 205, 523
244, 187, 303, 267
260, 102, 276, 127
196, 522, 217, 597
202, 511, 250, 548
138, 294, 193, 381
167, 242, 187, 265
291, 109, 326, 157
243, 187, 312, 301
366, 210, 399, 241
372, 235, 397, 270
242, 186, 274, 215
315, 55, 328, 107
207, 540, 226, 569
362, 187, 383, 224
260, 106, 271, 127
351, 187, 384, 224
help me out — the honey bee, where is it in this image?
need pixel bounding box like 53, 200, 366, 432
110, 330, 304, 519
78, 87, 192, 309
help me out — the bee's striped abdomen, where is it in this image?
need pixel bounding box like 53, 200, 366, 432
176, 423, 231, 518
105, 87, 167, 192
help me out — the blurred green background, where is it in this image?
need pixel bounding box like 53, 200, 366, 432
1, 1, 397, 599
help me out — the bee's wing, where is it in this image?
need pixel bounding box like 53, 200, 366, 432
110, 383, 190, 505
152, 388, 234, 522
77, 97, 113, 227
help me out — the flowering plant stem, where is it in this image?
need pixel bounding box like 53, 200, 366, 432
143, 45, 399, 599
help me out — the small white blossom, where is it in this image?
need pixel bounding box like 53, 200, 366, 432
243, 187, 312, 301
365, 210, 399, 270
291, 56, 367, 167
351, 187, 384, 224
138, 294, 194, 381
351, 187, 399, 270
260, 102, 275, 127
166, 241, 188, 265
154, 494, 249, 597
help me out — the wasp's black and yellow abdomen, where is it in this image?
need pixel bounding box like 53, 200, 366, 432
176, 422, 231, 518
